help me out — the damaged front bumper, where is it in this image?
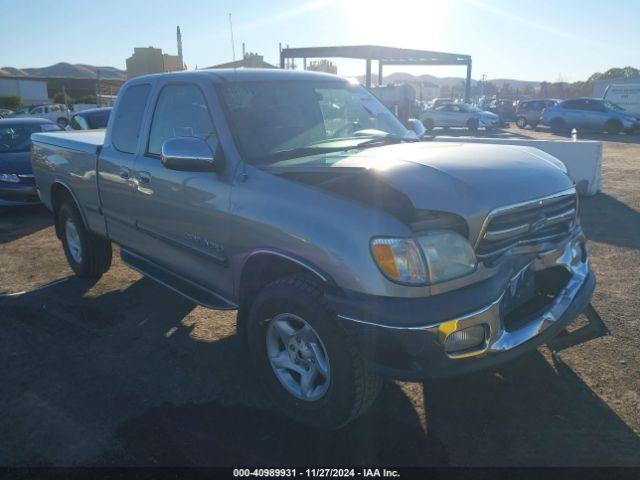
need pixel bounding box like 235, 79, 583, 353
330, 230, 595, 380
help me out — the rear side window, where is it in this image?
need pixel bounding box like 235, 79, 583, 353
562, 100, 581, 110
111, 84, 151, 154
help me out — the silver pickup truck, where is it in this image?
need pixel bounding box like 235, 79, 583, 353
31, 69, 595, 429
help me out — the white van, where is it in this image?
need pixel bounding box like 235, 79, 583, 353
603, 83, 640, 113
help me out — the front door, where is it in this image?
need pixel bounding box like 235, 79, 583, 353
130, 81, 235, 299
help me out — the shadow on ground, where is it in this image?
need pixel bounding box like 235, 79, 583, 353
534, 127, 640, 144
580, 192, 640, 250
1, 276, 639, 466
0, 204, 52, 244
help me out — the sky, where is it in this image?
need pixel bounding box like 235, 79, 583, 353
1, 0, 638, 82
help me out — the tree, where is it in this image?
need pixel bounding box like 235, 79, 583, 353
588, 66, 640, 82
0, 96, 22, 110
53, 92, 72, 105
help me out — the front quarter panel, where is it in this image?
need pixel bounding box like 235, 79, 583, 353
229, 165, 415, 298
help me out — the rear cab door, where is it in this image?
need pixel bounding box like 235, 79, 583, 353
98, 80, 154, 244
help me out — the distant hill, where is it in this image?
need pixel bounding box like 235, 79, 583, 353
358, 71, 540, 90
0, 62, 125, 80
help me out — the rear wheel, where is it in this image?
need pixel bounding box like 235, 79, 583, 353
422, 118, 435, 131
550, 118, 568, 134
247, 273, 381, 429
605, 119, 622, 135
516, 116, 528, 129
56, 200, 112, 278
56, 117, 68, 128
467, 118, 479, 132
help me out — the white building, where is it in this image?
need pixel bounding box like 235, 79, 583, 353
0, 77, 49, 104
592, 76, 640, 97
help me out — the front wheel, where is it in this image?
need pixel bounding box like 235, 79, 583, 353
247, 274, 381, 429
57, 117, 69, 128
57, 200, 112, 278
516, 117, 528, 129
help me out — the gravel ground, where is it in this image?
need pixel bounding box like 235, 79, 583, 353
0, 125, 638, 466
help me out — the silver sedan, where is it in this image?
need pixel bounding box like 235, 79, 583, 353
419, 102, 500, 131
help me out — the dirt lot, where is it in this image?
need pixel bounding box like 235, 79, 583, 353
1, 125, 639, 466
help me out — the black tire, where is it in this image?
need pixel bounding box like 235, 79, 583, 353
57, 117, 69, 128
604, 119, 622, 135
247, 273, 381, 429
467, 118, 479, 132
516, 116, 528, 129
422, 118, 435, 131
56, 200, 112, 278
550, 118, 568, 134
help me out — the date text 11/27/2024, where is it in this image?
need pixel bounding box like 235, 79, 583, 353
233, 469, 400, 478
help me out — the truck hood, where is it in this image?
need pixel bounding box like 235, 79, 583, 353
275, 142, 573, 242
0, 152, 32, 174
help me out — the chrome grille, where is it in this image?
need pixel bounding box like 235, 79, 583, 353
476, 189, 577, 259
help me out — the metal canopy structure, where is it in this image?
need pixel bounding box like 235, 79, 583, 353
280, 45, 473, 100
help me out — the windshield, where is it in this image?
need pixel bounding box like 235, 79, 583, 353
0, 123, 55, 153
86, 110, 111, 129
219, 80, 410, 164
603, 100, 625, 111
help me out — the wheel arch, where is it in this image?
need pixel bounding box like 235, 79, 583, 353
236, 250, 336, 336
51, 181, 87, 239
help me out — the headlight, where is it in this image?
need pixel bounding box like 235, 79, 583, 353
0, 173, 20, 183
416, 231, 476, 283
371, 238, 427, 285
371, 231, 477, 285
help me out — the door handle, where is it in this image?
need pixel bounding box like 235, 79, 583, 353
137, 171, 151, 185
118, 167, 131, 180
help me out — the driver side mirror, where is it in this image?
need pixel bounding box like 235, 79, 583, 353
406, 118, 427, 138
161, 137, 221, 172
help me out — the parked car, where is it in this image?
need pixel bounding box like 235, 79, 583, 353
31, 69, 594, 428
488, 99, 517, 122
10, 103, 71, 128
0, 118, 62, 206
69, 107, 112, 130
515, 99, 559, 129
0, 108, 14, 119
541, 98, 640, 134
429, 97, 454, 109
419, 102, 500, 131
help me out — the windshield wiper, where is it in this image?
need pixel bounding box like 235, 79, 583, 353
254, 135, 417, 164
352, 135, 417, 149
254, 146, 350, 163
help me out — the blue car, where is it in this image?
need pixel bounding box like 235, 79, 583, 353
541, 97, 640, 134
0, 117, 62, 206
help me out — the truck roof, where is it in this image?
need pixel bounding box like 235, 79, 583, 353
128, 68, 351, 85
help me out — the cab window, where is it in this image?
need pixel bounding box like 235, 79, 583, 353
147, 84, 218, 157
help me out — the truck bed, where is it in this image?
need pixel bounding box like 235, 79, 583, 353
30, 129, 107, 236
31, 130, 105, 155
